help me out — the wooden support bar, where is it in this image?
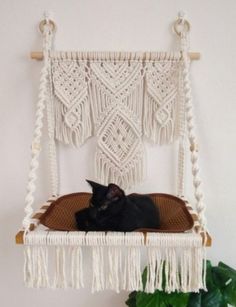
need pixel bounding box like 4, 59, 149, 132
186, 203, 212, 246
31, 51, 44, 60
16, 196, 211, 246
15, 224, 36, 245
15, 201, 54, 244
202, 232, 212, 247
15, 230, 24, 244
16, 229, 212, 246
30, 51, 201, 61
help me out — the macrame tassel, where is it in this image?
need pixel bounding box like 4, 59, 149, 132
24, 232, 49, 288
165, 248, 178, 293
86, 232, 106, 292
24, 246, 33, 287
23, 246, 49, 288
145, 247, 179, 293
145, 247, 166, 293
70, 246, 84, 289
143, 61, 181, 145
179, 240, 205, 293
143, 95, 174, 144
95, 148, 144, 190
106, 232, 124, 292
52, 60, 92, 148
122, 233, 144, 291
180, 247, 192, 292
67, 232, 85, 289
54, 95, 92, 147
145, 233, 205, 293
53, 246, 67, 288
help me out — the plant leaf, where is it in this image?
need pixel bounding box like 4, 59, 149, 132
136, 291, 166, 307
212, 269, 228, 288
217, 262, 236, 282
164, 291, 189, 307
222, 281, 236, 306
205, 260, 216, 291
125, 261, 236, 307
126, 291, 137, 307
201, 288, 224, 307
219, 262, 236, 277
142, 267, 148, 289
212, 266, 235, 288
187, 292, 202, 307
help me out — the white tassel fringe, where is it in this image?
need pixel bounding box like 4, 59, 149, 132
23, 231, 206, 292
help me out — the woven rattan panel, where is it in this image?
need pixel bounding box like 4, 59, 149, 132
40, 193, 194, 232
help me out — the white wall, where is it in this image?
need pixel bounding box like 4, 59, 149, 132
1, 0, 236, 306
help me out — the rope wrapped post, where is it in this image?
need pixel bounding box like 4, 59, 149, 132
23, 13, 55, 230
174, 12, 207, 233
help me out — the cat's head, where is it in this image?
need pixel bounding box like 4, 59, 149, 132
86, 180, 125, 218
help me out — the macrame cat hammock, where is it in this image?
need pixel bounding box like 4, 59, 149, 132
15, 12, 211, 293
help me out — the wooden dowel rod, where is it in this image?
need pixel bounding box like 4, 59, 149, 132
31, 51, 43, 60
15, 229, 211, 246
30, 51, 201, 61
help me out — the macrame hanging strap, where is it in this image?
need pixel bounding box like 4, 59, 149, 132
175, 12, 207, 233
23, 13, 55, 230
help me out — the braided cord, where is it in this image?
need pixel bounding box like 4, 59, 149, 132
179, 21, 207, 231
177, 137, 186, 197
177, 66, 187, 197
23, 21, 53, 230
47, 61, 59, 197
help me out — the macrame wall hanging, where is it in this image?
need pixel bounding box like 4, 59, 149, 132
15, 12, 211, 294
52, 51, 184, 189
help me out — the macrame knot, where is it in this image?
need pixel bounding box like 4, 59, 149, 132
31, 142, 41, 153
176, 11, 190, 36
190, 143, 199, 152
178, 11, 187, 24
39, 11, 56, 35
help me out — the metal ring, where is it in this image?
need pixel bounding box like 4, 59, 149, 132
39, 19, 56, 34
173, 19, 190, 36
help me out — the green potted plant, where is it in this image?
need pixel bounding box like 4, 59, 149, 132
126, 261, 236, 307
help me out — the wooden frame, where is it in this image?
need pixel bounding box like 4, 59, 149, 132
30, 51, 201, 61
15, 197, 211, 246
15, 197, 57, 244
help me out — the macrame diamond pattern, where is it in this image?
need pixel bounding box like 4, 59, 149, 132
52, 60, 92, 146
99, 111, 140, 165
89, 61, 144, 187
50, 58, 183, 188
144, 61, 182, 144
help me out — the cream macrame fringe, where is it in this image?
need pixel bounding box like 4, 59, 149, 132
94, 150, 144, 190
54, 94, 92, 147
23, 231, 206, 293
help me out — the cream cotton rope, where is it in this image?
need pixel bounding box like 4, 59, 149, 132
51, 51, 185, 189
20, 12, 209, 293
23, 14, 54, 230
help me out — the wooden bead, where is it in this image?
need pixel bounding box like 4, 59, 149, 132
190, 143, 199, 152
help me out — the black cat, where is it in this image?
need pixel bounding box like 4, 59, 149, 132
75, 180, 160, 232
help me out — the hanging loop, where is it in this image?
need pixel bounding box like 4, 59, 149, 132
39, 19, 56, 34
173, 12, 190, 37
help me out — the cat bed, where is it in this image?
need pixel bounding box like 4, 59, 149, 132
15, 13, 212, 293
39, 192, 194, 232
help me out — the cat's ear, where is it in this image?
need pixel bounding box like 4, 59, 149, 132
86, 180, 106, 191
106, 184, 124, 200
